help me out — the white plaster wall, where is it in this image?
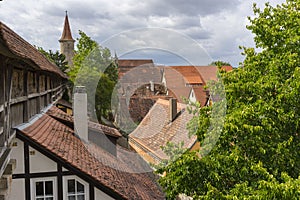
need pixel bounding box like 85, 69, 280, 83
10, 179, 25, 200
95, 187, 115, 200
29, 146, 57, 173
189, 89, 197, 103
10, 138, 24, 174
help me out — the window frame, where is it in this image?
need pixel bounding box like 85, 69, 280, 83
31, 177, 56, 200
64, 176, 88, 200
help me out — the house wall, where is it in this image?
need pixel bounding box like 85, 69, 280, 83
11, 138, 24, 174
29, 146, 57, 173
11, 137, 117, 200
95, 187, 115, 200
10, 178, 25, 200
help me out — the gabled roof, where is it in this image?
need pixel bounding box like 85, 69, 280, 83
163, 67, 191, 103
0, 21, 66, 78
189, 86, 208, 107
164, 65, 233, 103
16, 111, 164, 200
129, 99, 197, 163
59, 12, 74, 41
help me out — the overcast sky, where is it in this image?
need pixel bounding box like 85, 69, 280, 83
0, 0, 286, 67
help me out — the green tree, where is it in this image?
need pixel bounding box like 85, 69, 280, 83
158, 0, 300, 199
38, 47, 68, 72
209, 60, 231, 66
68, 30, 118, 122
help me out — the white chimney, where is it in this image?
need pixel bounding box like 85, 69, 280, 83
150, 80, 154, 92
169, 98, 177, 122
73, 86, 88, 142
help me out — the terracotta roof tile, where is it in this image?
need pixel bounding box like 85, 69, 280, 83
17, 114, 164, 199
190, 85, 208, 106
130, 99, 197, 162
118, 59, 155, 79
0, 21, 67, 78
46, 106, 122, 138
88, 121, 122, 137
169, 66, 204, 84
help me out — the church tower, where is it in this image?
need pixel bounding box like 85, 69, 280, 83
59, 11, 75, 66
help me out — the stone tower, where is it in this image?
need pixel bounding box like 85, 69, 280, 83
59, 11, 75, 67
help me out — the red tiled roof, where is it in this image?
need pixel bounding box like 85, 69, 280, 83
46, 106, 73, 124
118, 59, 155, 78
129, 99, 197, 163
17, 114, 164, 200
88, 121, 122, 138
118, 59, 154, 67
164, 65, 233, 103
190, 86, 208, 107
0, 21, 67, 78
169, 66, 204, 84
59, 13, 74, 41
46, 106, 122, 138
194, 66, 233, 84
163, 67, 191, 103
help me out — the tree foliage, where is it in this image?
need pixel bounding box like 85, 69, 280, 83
68, 30, 118, 122
158, 1, 300, 199
209, 60, 231, 66
38, 47, 68, 72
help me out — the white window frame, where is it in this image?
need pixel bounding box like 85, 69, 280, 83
64, 176, 89, 200
31, 177, 56, 200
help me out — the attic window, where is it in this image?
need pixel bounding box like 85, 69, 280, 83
67, 179, 85, 200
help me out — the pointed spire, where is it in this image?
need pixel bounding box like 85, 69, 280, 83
59, 11, 74, 41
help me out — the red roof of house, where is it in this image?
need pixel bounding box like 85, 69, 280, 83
190, 86, 208, 107
164, 65, 232, 103
194, 66, 233, 84
17, 113, 164, 199
129, 99, 197, 163
169, 66, 204, 84
0, 21, 67, 78
46, 106, 122, 138
118, 59, 155, 78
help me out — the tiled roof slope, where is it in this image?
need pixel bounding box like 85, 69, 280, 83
59, 13, 74, 41
0, 21, 66, 78
163, 67, 191, 103
169, 66, 204, 84
194, 66, 233, 83
118, 59, 155, 79
46, 106, 122, 138
164, 65, 232, 103
130, 99, 197, 162
191, 85, 208, 107
17, 114, 164, 200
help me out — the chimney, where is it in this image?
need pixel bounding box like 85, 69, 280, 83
169, 98, 177, 122
150, 80, 154, 92
73, 86, 88, 142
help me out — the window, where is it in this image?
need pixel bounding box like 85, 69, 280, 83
67, 179, 85, 200
34, 180, 54, 200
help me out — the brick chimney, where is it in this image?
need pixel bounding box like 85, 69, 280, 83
73, 86, 88, 142
169, 98, 177, 122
